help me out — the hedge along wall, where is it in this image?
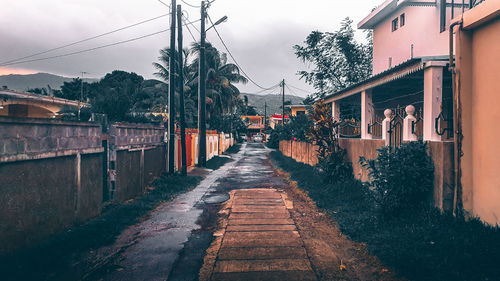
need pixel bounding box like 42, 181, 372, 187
0, 117, 104, 254
279, 139, 454, 212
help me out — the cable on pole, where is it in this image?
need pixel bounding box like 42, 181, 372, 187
180, 0, 201, 8
0, 13, 170, 66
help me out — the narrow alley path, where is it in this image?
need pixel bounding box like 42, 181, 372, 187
84, 142, 396, 281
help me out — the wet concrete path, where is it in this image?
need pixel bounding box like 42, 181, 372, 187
91, 142, 289, 281
208, 189, 317, 281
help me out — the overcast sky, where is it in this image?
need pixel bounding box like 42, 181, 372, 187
0, 0, 380, 97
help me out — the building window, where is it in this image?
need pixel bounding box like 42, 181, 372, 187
392, 18, 399, 31
400, 13, 405, 27
388, 57, 392, 68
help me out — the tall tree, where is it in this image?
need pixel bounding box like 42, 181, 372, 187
89, 70, 144, 121
294, 17, 372, 101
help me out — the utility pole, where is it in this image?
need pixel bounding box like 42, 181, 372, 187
168, 0, 176, 174
264, 101, 267, 127
177, 4, 187, 176
198, 0, 207, 167
78, 71, 88, 121
282, 79, 285, 125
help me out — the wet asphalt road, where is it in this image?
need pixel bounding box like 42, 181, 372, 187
94, 142, 288, 281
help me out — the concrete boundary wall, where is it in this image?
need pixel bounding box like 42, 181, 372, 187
279, 139, 454, 211
0, 119, 237, 253
0, 117, 104, 253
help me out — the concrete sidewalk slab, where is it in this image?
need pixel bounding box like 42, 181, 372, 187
206, 188, 317, 281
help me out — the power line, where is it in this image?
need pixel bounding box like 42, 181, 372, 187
182, 17, 197, 41
207, 13, 276, 91
2, 19, 201, 66
287, 83, 313, 94
183, 12, 200, 34
180, 0, 201, 8
0, 13, 169, 66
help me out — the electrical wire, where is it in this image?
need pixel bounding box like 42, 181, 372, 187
180, 0, 201, 8
207, 13, 276, 91
287, 83, 313, 94
0, 13, 170, 66
182, 17, 198, 41
184, 13, 200, 34
2, 19, 201, 66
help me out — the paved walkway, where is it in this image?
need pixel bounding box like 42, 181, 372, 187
210, 189, 317, 281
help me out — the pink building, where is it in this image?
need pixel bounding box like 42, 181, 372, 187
361, 0, 468, 74
318, 0, 481, 213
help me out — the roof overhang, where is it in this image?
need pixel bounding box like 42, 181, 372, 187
322, 57, 448, 103
358, 0, 436, 29
0, 90, 86, 107
459, 0, 500, 30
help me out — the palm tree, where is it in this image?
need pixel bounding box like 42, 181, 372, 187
190, 42, 248, 116
153, 47, 198, 127
153, 42, 247, 126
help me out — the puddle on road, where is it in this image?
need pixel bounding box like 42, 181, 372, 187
203, 193, 230, 204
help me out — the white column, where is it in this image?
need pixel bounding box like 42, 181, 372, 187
403, 105, 418, 141
382, 109, 392, 146
331, 101, 340, 121
423, 66, 443, 141
361, 90, 373, 139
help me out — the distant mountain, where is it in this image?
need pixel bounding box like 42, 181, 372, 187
0, 73, 97, 92
242, 93, 304, 115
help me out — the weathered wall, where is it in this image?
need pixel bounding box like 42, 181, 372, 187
279, 138, 454, 211
339, 139, 385, 182
428, 141, 454, 211
0, 117, 103, 253
115, 149, 142, 202
109, 123, 166, 203
456, 1, 500, 225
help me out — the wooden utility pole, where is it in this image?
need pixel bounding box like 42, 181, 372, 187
264, 101, 267, 127
168, 0, 176, 174
198, 0, 207, 167
177, 4, 187, 175
282, 79, 285, 125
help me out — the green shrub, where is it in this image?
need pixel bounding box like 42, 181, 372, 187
266, 125, 291, 149
360, 141, 434, 216
316, 149, 353, 184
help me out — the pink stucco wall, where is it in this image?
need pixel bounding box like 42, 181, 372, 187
372, 5, 464, 74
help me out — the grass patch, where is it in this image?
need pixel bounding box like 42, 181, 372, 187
206, 144, 241, 170
1, 174, 202, 281
270, 150, 500, 281
225, 143, 241, 154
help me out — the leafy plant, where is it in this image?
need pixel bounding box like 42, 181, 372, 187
308, 101, 352, 182
360, 141, 434, 216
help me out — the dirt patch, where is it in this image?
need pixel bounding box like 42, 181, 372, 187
274, 168, 403, 281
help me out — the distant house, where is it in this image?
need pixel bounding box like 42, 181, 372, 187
241, 115, 265, 139
286, 105, 308, 117
269, 114, 289, 129
0, 89, 84, 119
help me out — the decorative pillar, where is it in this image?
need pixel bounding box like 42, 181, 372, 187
403, 105, 418, 141
331, 101, 340, 121
423, 65, 443, 141
382, 109, 392, 146
361, 90, 374, 139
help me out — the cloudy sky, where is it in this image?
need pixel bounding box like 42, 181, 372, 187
0, 0, 380, 97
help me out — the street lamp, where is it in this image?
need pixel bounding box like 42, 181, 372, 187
206, 15, 227, 31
